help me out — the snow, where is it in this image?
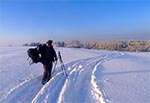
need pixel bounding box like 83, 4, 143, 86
0, 47, 150, 103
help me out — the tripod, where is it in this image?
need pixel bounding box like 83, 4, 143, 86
52, 51, 68, 77
58, 51, 68, 77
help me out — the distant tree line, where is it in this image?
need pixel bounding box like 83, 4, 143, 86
55, 40, 150, 52
23, 40, 150, 52
22, 42, 41, 46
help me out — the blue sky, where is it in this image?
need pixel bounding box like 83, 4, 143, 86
0, 0, 149, 46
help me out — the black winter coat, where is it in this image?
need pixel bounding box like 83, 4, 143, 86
37, 44, 57, 64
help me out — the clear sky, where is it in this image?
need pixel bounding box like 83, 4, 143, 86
0, 0, 149, 46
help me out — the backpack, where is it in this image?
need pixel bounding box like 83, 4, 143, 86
27, 47, 41, 65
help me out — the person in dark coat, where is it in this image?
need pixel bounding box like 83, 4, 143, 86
37, 40, 57, 84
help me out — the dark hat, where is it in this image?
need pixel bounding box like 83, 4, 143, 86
46, 40, 53, 45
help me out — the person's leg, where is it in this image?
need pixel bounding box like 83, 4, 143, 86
42, 65, 47, 84
43, 65, 47, 79
47, 62, 53, 81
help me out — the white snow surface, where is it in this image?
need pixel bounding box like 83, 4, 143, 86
0, 47, 150, 103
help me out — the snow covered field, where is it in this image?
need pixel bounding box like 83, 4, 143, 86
0, 47, 150, 103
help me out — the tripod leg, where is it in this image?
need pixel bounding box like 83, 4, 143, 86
58, 51, 68, 77
62, 64, 68, 77
52, 61, 57, 75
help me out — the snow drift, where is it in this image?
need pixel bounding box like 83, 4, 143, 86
0, 47, 150, 103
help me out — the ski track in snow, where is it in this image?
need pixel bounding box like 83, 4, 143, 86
1, 52, 124, 103
31, 58, 92, 103
57, 57, 100, 103
0, 74, 42, 103
31, 71, 65, 103
57, 52, 124, 103
91, 52, 124, 103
